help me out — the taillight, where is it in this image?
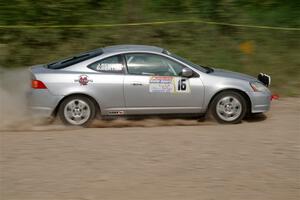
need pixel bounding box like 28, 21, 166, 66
31, 80, 47, 89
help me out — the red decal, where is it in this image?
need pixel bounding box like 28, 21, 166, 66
75, 75, 93, 86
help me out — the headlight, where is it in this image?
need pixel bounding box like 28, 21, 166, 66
250, 82, 268, 92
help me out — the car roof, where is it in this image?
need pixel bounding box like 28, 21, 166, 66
102, 45, 164, 53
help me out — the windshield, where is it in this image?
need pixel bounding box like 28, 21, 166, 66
164, 51, 208, 73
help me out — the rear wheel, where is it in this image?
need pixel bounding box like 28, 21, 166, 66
209, 91, 247, 124
58, 96, 96, 127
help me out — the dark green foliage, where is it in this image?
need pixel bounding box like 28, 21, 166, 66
0, 0, 299, 95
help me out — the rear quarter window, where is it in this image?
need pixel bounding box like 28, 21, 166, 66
88, 55, 124, 74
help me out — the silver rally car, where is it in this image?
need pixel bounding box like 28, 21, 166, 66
28, 45, 272, 126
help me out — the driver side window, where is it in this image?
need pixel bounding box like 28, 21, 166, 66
125, 53, 185, 76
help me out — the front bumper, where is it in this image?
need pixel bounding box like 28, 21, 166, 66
247, 91, 272, 113
27, 89, 64, 117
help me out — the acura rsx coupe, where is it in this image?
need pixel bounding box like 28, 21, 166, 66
28, 45, 272, 126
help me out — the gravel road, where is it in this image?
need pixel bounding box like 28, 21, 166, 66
1, 98, 299, 200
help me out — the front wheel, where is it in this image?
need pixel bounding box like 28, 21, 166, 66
209, 91, 247, 124
58, 96, 96, 127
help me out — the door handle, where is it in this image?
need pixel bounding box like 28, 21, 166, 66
131, 82, 143, 86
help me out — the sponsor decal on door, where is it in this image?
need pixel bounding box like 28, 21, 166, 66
149, 76, 190, 93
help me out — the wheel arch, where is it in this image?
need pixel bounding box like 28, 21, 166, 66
52, 93, 101, 117
207, 88, 252, 114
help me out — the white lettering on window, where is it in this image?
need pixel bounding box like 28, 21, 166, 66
96, 63, 123, 71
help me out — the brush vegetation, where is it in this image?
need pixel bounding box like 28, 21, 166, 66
0, 0, 299, 96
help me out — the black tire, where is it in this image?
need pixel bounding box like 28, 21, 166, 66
58, 95, 96, 127
209, 91, 247, 124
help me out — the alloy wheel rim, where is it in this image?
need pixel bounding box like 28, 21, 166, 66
216, 96, 242, 122
64, 99, 91, 125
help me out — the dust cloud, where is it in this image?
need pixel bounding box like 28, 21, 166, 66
90, 118, 213, 128
0, 67, 59, 131
0, 68, 32, 128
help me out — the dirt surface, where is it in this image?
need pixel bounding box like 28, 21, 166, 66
0, 98, 299, 200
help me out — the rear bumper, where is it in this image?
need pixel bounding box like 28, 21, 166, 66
247, 91, 272, 113
27, 89, 63, 117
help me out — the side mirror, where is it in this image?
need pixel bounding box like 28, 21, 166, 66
181, 67, 193, 78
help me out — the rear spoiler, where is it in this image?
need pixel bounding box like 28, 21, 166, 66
258, 73, 271, 87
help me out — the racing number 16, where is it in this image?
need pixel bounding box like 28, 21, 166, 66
177, 79, 187, 91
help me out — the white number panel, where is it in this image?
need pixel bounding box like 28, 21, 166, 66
174, 77, 190, 93
149, 76, 190, 93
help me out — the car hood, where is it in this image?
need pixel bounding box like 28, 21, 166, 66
210, 68, 257, 82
